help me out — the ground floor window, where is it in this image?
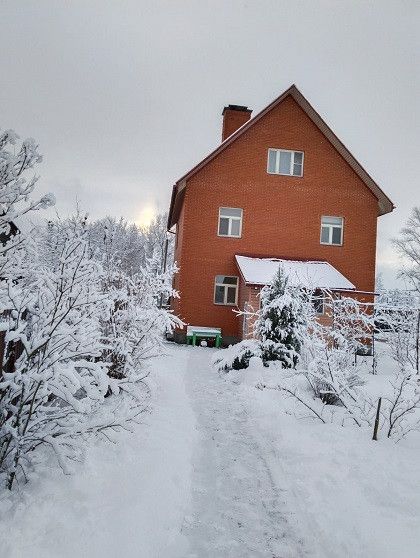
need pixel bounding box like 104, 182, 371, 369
214, 275, 238, 305
312, 290, 325, 315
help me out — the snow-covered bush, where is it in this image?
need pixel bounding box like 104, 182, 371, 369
374, 205, 420, 437
330, 295, 374, 355
375, 289, 420, 439
305, 345, 366, 419
213, 339, 262, 372
0, 129, 55, 268
302, 294, 370, 408
0, 129, 181, 489
0, 225, 121, 489
39, 215, 181, 384
100, 256, 181, 382
376, 292, 419, 374
384, 369, 420, 439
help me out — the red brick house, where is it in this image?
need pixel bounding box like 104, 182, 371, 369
168, 85, 394, 344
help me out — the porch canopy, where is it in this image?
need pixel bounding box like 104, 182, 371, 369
235, 255, 355, 291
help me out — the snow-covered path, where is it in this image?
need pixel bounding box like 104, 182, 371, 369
183, 346, 306, 558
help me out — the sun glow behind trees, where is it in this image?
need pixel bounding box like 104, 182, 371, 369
137, 205, 157, 229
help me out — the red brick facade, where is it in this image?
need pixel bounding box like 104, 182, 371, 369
170, 88, 392, 342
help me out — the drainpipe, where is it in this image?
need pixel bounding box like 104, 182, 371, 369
159, 232, 174, 309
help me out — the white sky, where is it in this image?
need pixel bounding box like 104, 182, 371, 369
1, 0, 418, 287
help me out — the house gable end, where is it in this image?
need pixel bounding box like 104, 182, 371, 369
168, 85, 394, 229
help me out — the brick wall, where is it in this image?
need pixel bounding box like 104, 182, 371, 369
172, 96, 379, 339
222, 107, 252, 142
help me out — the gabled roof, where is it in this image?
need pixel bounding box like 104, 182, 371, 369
168, 85, 394, 229
235, 255, 355, 290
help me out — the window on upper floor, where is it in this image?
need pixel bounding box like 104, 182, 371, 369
267, 149, 304, 177
214, 275, 238, 305
320, 216, 344, 246
218, 207, 243, 238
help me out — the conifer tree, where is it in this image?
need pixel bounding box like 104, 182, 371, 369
256, 266, 307, 368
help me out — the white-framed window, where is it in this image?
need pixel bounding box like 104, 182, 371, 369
320, 216, 344, 246
214, 275, 238, 305
218, 207, 243, 237
267, 148, 304, 177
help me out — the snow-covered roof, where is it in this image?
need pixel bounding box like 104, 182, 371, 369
235, 255, 355, 290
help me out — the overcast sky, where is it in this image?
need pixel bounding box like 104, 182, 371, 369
1, 1, 418, 287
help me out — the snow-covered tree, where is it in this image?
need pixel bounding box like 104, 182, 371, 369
0, 129, 181, 489
214, 267, 314, 372
0, 129, 54, 264
41, 215, 181, 383
376, 290, 420, 374
100, 255, 181, 382
375, 272, 385, 294
256, 266, 310, 368
1, 212, 181, 489
1, 224, 114, 489
393, 208, 420, 373
394, 207, 420, 294
86, 216, 147, 277
142, 212, 174, 271
39, 212, 173, 282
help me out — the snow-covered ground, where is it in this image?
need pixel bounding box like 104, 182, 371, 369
0, 348, 196, 558
1, 342, 419, 557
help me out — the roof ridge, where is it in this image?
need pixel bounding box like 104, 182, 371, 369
168, 84, 394, 229
237, 255, 329, 264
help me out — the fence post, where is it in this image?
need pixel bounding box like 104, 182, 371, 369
372, 397, 382, 441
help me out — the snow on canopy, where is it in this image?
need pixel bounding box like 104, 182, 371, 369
235, 255, 355, 290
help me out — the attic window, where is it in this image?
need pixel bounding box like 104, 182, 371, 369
267, 149, 304, 177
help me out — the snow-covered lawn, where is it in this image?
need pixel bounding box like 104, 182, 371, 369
1, 342, 419, 557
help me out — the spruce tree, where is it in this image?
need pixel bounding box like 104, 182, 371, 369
256, 266, 306, 368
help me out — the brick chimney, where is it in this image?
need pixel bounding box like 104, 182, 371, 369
222, 104, 252, 142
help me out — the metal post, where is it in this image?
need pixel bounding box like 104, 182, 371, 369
372, 397, 382, 441
158, 237, 169, 310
